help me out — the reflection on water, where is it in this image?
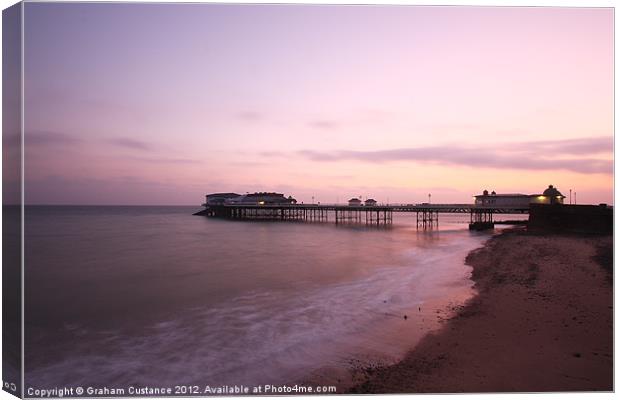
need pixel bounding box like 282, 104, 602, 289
24, 206, 513, 388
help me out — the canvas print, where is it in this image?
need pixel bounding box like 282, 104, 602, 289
2, 1, 614, 398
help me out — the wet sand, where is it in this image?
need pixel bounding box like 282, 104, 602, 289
350, 228, 613, 393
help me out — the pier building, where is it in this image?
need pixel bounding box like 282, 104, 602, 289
348, 198, 362, 206
207, 192, 297, 205
541, 185, 566, 205
474, 185, 566, 207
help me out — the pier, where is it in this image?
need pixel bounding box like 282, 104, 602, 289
195, 203, 530, 229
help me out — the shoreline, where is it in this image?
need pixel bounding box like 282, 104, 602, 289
348, 227, 613, 393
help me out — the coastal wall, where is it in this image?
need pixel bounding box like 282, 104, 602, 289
528, 204, 613, 234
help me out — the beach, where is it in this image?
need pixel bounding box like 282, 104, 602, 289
350, 227, 613, 393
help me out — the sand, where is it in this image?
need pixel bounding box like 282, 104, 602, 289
349, 228, 613, 393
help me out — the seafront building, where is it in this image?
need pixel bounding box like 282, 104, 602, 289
348, 198, 362, 206
474, 185, 566, 207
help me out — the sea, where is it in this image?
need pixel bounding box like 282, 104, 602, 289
22, 206, 525, 391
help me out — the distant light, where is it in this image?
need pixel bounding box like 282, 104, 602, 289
258, 201, 265, 205
537, 196, 546, 200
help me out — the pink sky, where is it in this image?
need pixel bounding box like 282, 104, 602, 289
20, 4, 613, 205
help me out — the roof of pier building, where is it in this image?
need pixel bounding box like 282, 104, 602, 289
542, 185, 565, 198
475, 192, 531, 198
245, 192, 286, 198
206, 192, 241, 198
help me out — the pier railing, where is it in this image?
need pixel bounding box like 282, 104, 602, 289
200, 203, 529, 212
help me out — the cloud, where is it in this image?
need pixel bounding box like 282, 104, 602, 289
259, 150, 283, 157
308, 120, 339, 130
237, 111, 262, 122
268, 136, 613, 175
108, 137, 151, 150
228, 161, 270, 167
24, 131, 82, 146
508, 136, 613, 156
128, 156, 200, 164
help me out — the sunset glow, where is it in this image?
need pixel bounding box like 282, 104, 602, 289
21, 4, 613, 205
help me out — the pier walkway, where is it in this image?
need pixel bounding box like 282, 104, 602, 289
196, 203, 529, 229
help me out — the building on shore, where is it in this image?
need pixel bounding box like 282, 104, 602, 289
364, 198, 378, 206
474, 185, 566, 207
348, 198, 362, 206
